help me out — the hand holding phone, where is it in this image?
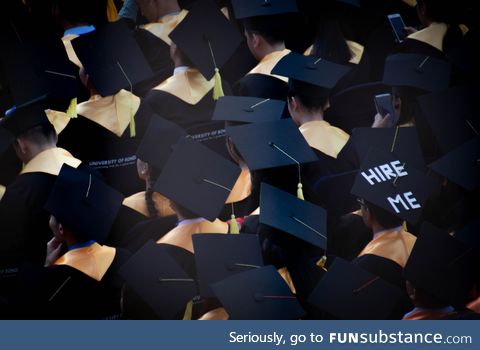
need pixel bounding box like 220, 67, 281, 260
374, 93, 398, 128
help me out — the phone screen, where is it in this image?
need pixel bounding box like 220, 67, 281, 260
388, 14, 406, 43
374, 93, 398, 127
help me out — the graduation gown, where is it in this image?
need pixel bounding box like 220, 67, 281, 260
398, 22, 447, 58
15, 243, 129, 319
218, 169, 258, 222
123, 191, 175, 218
234, 49, 290, 105
55, 90, 153, 196
0, 148, 82, 266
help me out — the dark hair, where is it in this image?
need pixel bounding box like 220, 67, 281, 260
52, 0, 108, 27
392, 86, 426, 126
242, 14, 291, 45
144, 164, 161, 218
310, 20, 352, 65
17, 123, 56, 145
365, 201, 404, 229
287, 79, 330, 112
417, 0, 464, 53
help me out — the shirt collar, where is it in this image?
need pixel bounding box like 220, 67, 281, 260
174, 66, 190, 75
177, 218, 207, 227
64, 25, 96, 36
67, 240, 96, 251
372, 226, 403, 240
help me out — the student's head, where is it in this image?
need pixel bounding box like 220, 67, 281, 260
310, 20, 351, 65
406, 280, 450, 309
136, 0, 181, 23
287, 79, 329, 126
358, 198, 404, 231
242, 15, 287, 60
13, 123, 57, 164
169, 42, 194, 68
392, 86, 426, 126
49, 214, 74, 243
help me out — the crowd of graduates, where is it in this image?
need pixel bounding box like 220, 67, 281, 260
0, 0, 478, 320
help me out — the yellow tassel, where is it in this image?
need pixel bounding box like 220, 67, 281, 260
212, 68, 224, 101
316, 255, 328, 272
229, 214, 240, 234
66, 98, 77, 118
182, 300, 193, 320
129, 108, 136, 138
106, 0, 118, 22
297, 182, 304, 200
402, 221, 408, 231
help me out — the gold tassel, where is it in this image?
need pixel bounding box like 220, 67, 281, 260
212, 68, 224, 101
402, 221, 408, 231
182, 300, 193, 320
316, 255, 328, 272
229, 214, 240, 234
66, 98, 77, 118
106, 0, 118, 22
297, 182, 304, 200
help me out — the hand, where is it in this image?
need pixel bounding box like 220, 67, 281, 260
45, 237, 64, 267
372, 113, 393, 128
403, 26, 418, 35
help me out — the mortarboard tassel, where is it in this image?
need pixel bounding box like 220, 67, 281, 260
229, 203, 240, 234
207, 40, 224, 101
269, 142, 305, 200
117, 61, 136, 137
316, 255, 328, 272
66, 97, 77, 118
182, 300, 193, 320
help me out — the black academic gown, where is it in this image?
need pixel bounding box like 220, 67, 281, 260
57, 98, 153, 196
14, 247, 130, 320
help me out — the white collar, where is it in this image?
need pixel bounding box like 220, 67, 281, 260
174, 66, 189, 75
177, 218, 207, 227
372, 226, 403, 240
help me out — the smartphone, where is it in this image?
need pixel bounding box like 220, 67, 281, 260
374, 93, 398, 127
388, 13, 407, 43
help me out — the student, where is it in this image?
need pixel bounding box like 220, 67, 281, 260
230, 0, 297, 105
15, 165, 130, 319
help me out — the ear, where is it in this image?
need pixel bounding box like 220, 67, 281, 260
288, 96, 299, 112
251, 32, 261, 49
15, 137, 28, 155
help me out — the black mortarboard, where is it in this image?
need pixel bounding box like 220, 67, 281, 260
192, 233, 264, 298
0, 95, 51, 137
118, 240, 197, 319
417, 86, 478, 154
225, 119, 318, 171
311, 170, 359, 217
455, 218, 480, 249
231, 0, 298, 19
212, 96, 284, 124
308, 257, 405, 320
271, 52, 351, 88
72, 20, 153, 96
351, 148, 436, 224
45, 165, 124, 243
429, 137, 480, 191
136, 115, 187, 170
383, 54, 451, 92
1, 38, 78, 110
210, 265, 304, 319
259, 183, 327, 249
154, 137, 241, 221
0, 126, 14, 156
404, 222, 478, 306
350, 127, 425, 170
169, 0, 243, 81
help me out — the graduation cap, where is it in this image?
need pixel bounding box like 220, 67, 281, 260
350, 127, 425, 170
404, 222, 478, 306
136, 115, 187, 171
118, 240, 197, 319
271, 52, 351, 89
260, 183, 327, 249
0, 95, 51, 137
192, 233, 264, 298
226, 119, 318, 199
212, 96, 284, 124
312, 170, 359, 217
0, 126, 14, 156
308, 257, 405, 320
350, 148, 437, 224
1, 38, 78, 114
169, 0, 243, 100
383, 54, 451, 92
417, 86, 478, 153
154, 137, 241, 222
230, 0, 298, 19
210, 265, 304, 319
454, 218, 480, 249
71, 20, 154, 97
429, 137, 480, 191
45, 164, 124, 244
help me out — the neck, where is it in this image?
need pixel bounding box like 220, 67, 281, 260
258, 42, 285, 61
25, 143, 56, 164
158, 2, 181, 20
297, 110, 324, 126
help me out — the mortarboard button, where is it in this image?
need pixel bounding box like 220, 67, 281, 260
212, 96, 284, 124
